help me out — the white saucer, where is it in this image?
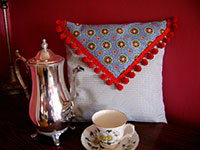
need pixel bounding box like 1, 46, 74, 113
81, 124, 139, 150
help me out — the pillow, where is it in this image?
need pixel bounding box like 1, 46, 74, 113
56, 18, 178, 123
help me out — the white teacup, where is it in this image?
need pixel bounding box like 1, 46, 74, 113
92, 110, 135, 149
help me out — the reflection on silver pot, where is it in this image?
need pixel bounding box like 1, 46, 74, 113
15, 39, 84, 146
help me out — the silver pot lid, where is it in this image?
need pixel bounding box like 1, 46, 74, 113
28, 39, 64, 65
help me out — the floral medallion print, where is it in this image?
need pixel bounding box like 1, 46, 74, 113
102, 40, 112, 50
87, 29, 96, 37
72, 30, 81, 38
145, 27, 154, 35
130, 27, 139, 35
87, 42, 97, 52
116, 27, 124, 35
101, 28, 110, 36
119, 54, 128, 64
117, 40, 126, 49
103, 55, 113, 65
132, 40, 141, 49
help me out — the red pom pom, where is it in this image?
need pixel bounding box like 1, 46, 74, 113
172, 17, 178, 23
101, 74, 107, 80
106, 80, 113, 86
141, 59, 148, 66
157, 42, 165, 48
62, 20, 67, 25
56, 26, 62, 33
65, 38, 71, 44
75, 49, 82, 55
162, 37, 170, 44
167, 32, 175, 38
88, 62, 95, 68
82, 57, 89, 63
116, 84, 124, 91
172, 24, 178, 31
94, 68, 101, 74
146, 53, 154, 60
56, 20, 61, 25
167, 19, 172, 27
151, 48, 159, 55
70, 43, 76, 49
60, 33, 67, 39
121, 77, 129, 84
127, 72, 135, 78
134, 65, 142, 72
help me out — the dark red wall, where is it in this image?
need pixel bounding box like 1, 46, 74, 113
1, 0, 200, 128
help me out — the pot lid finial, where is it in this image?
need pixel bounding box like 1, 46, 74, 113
41, 39, 48, 52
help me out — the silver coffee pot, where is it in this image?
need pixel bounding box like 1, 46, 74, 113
15, 39, 83, 146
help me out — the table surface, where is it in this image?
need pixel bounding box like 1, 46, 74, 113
0, 94, 199, 150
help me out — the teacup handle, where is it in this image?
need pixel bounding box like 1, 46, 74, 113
121, 123, 135, 141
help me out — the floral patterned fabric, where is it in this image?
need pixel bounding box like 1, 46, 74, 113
56, 18, 176, 90
66, 21, 167, 78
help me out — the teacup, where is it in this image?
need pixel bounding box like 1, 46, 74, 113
92, 109, 135, 149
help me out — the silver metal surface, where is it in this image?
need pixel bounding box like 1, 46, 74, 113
41, 39, 48, 52
15, 39, 84, 146
29, 61, 72, 129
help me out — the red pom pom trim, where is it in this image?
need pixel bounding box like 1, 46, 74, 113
101, 74, 107, 80
65, 38, 71, 44
70, 43, 76, 49
56, 26, 62, 33
167, 32, 175, 38
106, 80, 113, 86
141, 59, 148, 66
94, 67, 101, 74
62, 20, 67, 25
88, 62, 95, 68
75, 49, 82, 55
82, 57, 89, 63
157, 42, 165, 48
56, 20, 62, 25
171, 24, 178, 31
134, 65, 142, 72
60, 33, 67, 39
116, 84, 124, 91
162, 37, 170, 44
57, 18, 177, 91
127, 72, 135, 78
146, 53, 154, 59
151, 48, 159, 55
121, 77, 129, 84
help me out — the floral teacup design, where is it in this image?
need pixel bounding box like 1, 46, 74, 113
92, 110, 135, 149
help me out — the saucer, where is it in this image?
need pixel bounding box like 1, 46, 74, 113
81, 124, 139, 150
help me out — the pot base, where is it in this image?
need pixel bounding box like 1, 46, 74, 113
31, 125, 76, 146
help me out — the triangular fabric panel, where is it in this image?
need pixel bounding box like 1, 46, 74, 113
56, 17, 178, 91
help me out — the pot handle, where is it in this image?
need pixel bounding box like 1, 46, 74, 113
14, 50, 30, 100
